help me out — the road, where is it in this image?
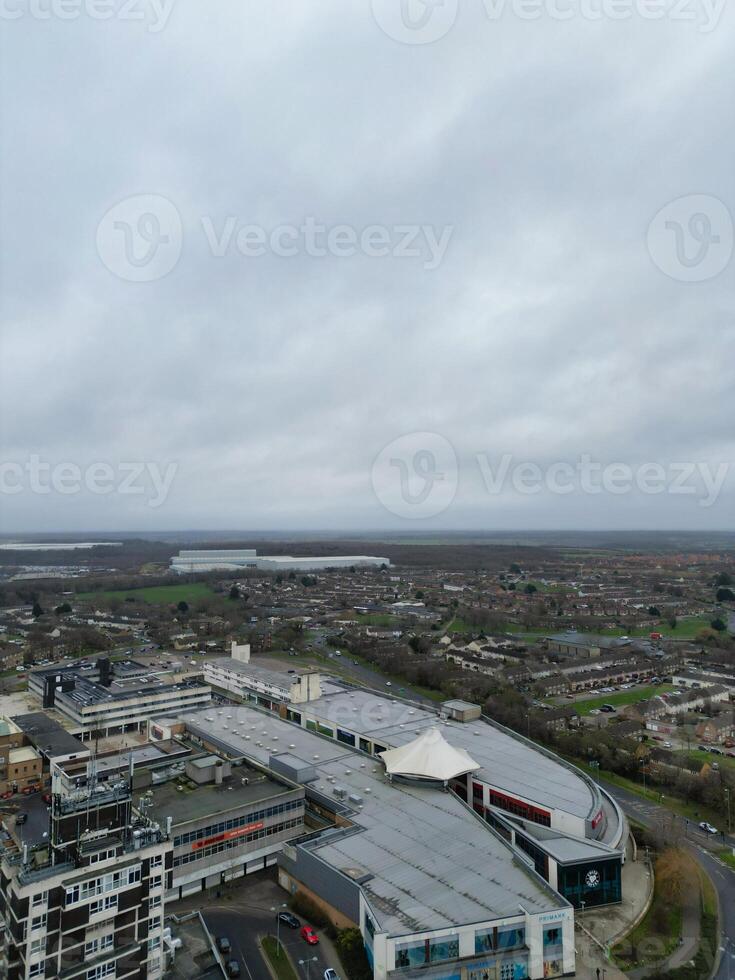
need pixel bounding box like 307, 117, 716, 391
601, 779, 735, 980
199, 872, 340, 980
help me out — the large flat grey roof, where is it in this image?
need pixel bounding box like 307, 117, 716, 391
146, 761, 297, 827
296, 689, 596, 819
175, 704, 568, 935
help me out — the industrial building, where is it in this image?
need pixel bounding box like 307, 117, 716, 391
169, 548, 390, 574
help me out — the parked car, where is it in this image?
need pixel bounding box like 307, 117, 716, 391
278, 911, 300, 929
698, 821, 718, 835
15, 812, 28, 825
217, 937, 232, 954
300, 926, 319, 945
226, 961, 241, 978
663, 741, 673, 748
600, 705, 616, 713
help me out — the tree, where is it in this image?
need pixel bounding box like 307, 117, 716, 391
667, 615, 677, 629
715, 572, 733, 587
710, 618, 726, 632
524, 584, 537, 594
55, 602, 72, 615
648, 606, 661, 617
177, 600, 189, 613
229, 585, 240, 600
509, 563, 521, 574
716, 588, 735, 602
32, 601, 44, 618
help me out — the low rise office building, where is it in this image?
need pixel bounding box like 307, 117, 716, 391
27, 658, 211, 739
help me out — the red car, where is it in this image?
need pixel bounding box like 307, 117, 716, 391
300, 926, 319, 946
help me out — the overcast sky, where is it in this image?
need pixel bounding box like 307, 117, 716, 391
1, 0, 734, 533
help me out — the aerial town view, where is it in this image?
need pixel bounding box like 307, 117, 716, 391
1, 0, 733, 979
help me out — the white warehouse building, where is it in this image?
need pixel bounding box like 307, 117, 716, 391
170, 548, 390, 574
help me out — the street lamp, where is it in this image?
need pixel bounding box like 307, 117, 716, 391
725, 788, 732, 835
271, 903, 288, 955
299, 957, 318, 980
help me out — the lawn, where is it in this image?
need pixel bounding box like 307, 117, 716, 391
445, 617, 476, 634
261, 936, 298, 980
353, 612, 405, 627
573, 684, 675, 716
675, 748, 735, 773
597, 616, 718, 639
77, 583, 215, 605
718, 849, 735, 870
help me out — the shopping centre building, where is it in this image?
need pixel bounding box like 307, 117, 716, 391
149, 657, 629, 980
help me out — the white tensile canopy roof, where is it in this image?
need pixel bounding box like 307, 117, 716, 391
378, 726, 480, 782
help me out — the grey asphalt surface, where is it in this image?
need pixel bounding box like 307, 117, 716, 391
198, 873, 340, 980
601, 779, 735, 980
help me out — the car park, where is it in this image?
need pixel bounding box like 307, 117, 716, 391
300, 926, 319, 945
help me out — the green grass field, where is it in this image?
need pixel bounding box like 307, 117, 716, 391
573, 684, 675, 716
676, 748, 735, 773
445, 617, 476, 633
597, 616, 716, 639
78, 583, 215, 605
353, 612, 405, 627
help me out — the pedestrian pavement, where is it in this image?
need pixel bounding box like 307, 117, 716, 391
573, 836, 654, 979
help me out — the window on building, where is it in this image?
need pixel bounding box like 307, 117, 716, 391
395, 935, 459, 969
